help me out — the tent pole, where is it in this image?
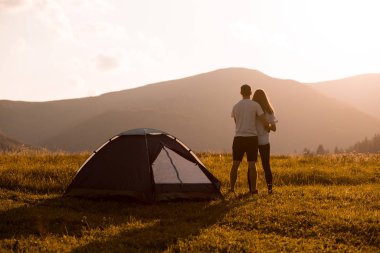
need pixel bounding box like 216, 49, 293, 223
144, 129, 156, 203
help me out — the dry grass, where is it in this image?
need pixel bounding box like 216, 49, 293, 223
0, 152, 379, 252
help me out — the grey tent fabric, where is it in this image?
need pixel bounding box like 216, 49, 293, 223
65, 128, 221, 202
152, 146, 211, 184
119, 128, 168, 136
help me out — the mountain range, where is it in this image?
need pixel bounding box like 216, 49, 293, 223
0, 68, 379, 154
311, 74, 380, 120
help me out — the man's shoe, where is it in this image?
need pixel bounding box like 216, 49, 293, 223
250, 189, 258, 195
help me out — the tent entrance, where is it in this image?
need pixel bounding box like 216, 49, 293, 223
152, 146, 211, 184
152, 146, 215, 199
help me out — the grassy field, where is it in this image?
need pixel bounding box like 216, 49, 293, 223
0, 151, 379, 252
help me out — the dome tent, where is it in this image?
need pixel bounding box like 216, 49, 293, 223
65, 128, 221, 202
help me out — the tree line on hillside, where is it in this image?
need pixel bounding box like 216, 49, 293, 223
346, 134, 380, 153
303, 134, 380, 155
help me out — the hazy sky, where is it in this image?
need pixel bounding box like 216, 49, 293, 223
1, 0, 380, 101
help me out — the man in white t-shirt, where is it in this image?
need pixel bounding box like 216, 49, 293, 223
230, 84, 269, 194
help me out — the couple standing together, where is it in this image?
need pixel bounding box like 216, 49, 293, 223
230, 84, 277, 195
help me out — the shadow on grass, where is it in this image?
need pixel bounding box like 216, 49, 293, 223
0, 193, 252, 251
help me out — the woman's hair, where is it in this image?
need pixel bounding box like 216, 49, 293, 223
252, 89, 274, 114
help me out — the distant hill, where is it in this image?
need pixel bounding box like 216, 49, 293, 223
0, 132, 25, 151
311, 74, 380, 119
1, 68, 380, 154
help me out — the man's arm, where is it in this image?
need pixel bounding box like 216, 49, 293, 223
269, 115, 277, 132
270, 123, 276, 132
258, 114, 270, 132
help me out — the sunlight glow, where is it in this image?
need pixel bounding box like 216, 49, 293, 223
0, 0, 379, 101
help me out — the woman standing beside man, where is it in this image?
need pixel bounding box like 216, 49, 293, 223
230, 85, 276, 195
253, 89, 277, 194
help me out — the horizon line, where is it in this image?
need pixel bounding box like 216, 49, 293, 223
1, 67, 379, 103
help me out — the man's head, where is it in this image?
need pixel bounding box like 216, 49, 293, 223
240, 84, 252, 97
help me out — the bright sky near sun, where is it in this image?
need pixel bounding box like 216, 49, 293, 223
1, 0, 380, 101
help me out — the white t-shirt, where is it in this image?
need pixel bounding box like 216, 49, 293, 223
256, 112, 277, 145
231, 99, 264, 137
